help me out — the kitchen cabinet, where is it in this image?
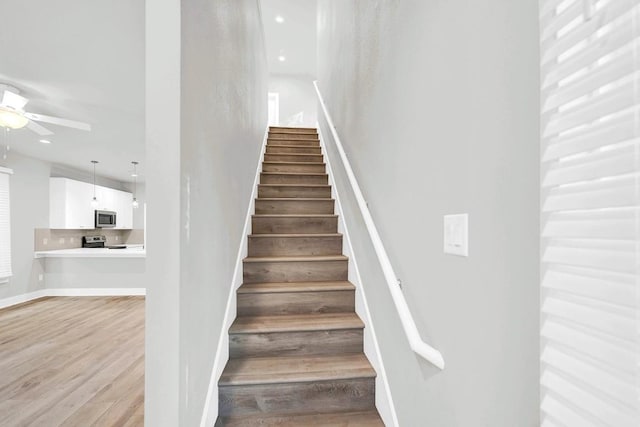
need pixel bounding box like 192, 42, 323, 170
50, 177, 133, 229
113, 190, 133, 230
50, 178, 94, 229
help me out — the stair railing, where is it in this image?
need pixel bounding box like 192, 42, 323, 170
313, 81, 445, 370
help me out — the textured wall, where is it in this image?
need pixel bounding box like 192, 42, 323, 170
317, 0, 540, 425
179, 0, 268, 425
146, 1, 267, 425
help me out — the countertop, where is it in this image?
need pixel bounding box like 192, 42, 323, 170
34, 245, 146, 259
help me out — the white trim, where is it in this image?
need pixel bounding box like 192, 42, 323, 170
0, 289, 48, 309
46, 288, 146, 297
0, 167, 13, 175
0, 288, 146, 310
317, 124, 400, 427
200, 126, 269, 427
313, 81, 445, 370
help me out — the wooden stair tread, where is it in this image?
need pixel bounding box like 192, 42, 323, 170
263, 161, 325, 165
238, 281, 355, 294
261, 172, 327, 176
249, 233, 341, 238
265, 153, 322, 157
256, 198, 333, 201
244, 255, 348, 263
266, 141, 321, 145
267, 140, 320, 143
219, 354, 375, 386
258, 184, 331, 188
253, 214, 337, 218
265, 144, 322, 149
217, 409, 384, 426
230, 313, 363, 333
269, 126, 317, 131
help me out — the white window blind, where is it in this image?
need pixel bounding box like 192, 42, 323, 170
540, 0, 640, 426
0, 167, 12, 283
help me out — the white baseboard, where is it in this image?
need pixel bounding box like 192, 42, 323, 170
0, 288, 146, 309
46, 288, 146, 297
0, 289, 48, 309
318, 124, 400, 427
200, 126, 269, 427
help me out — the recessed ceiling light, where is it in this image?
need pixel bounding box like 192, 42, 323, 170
278, 55, 286, 62
275, 15, 284, 23
39, 139, 51, 144
131, 173, 138, 177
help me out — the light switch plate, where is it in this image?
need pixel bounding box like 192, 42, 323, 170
444, 214, 469, 257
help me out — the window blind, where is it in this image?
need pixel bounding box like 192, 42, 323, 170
540, 0, 639, 426
0, 167, 11, 283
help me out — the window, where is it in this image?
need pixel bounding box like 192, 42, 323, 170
540, 0, 639, 425
0, 167, 11, 284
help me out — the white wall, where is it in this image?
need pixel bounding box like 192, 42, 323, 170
269, 74, 317, 126
145, 0, 181, 424
145, 0, 267, 426
317, 1, 539, 425
0, 152, 49, 300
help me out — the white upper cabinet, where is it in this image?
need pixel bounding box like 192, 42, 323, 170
50, 178, 94, 229
49, 177, 133, 230
113, 189, 133, 230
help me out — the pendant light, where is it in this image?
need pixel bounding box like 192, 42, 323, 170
131, 161, 139, 209
90, 160, 99, 208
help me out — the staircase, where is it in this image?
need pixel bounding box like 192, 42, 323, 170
215, 127, 384, 426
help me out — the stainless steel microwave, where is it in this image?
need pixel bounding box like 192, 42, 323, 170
95, 210, 117, 228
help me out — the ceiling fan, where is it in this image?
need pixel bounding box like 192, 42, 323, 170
0, 84, 91, 136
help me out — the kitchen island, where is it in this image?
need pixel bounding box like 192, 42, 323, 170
33, 245, 145, 293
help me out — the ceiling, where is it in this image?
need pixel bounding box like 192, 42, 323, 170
261, 0, 317, 76
0, 0, 144, 183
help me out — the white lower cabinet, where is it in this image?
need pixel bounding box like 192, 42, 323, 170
50, 177, 133, 230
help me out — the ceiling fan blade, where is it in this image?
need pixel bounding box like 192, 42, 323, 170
24, 112, 91, 131
27, 120, 54, 136
1, 91, 28, 110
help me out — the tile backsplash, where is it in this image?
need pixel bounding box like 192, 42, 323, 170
34, 228, 145, 251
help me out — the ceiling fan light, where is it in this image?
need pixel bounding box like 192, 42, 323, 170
0, 107, 28, 129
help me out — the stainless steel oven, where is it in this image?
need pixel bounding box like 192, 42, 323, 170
95, 210, 117, 228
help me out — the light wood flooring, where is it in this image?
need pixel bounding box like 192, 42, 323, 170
0, 296, 144, 426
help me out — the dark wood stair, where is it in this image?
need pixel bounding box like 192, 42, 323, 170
216, 126, 383, 426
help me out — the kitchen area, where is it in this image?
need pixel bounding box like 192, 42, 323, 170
0, 151, 147, 304
32, 171, 146, 294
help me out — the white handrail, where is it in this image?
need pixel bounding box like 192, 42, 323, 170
313, 81, 445, 370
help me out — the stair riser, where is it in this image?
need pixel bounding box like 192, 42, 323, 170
269, 127, 317, 135
248, 235, 342, 257
258, 186, 331, 199
267, 139, 320, 147
260, 173, 328, 185
262, 163, 326, 174
237, 290, 355, 316
264, 154, 323, 163
243, 260, 348, 283
216, 411, 384, 427
255, 199, 334, 215
266, 146, 322, 155
219, 378, 375, 417
252, 216, 337, 234
269, 132, 318, 140
229, 329, 363, 358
